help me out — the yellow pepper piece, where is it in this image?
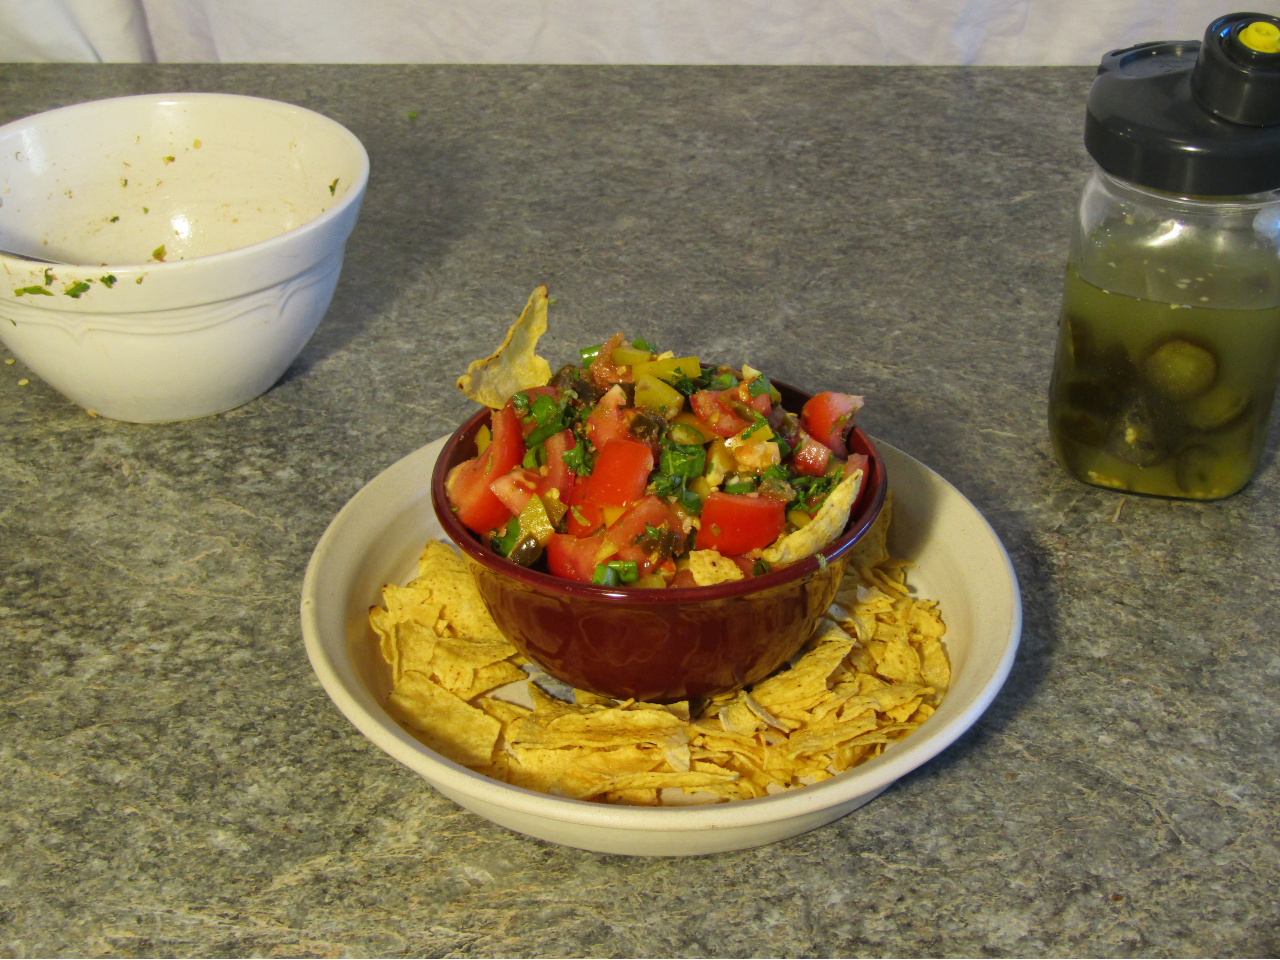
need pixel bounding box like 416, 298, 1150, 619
632, 355, 701, 384
517, 495, 556, 546
634, 372, 685, 417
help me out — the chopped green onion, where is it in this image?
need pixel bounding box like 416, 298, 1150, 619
752, 559, 772, 577
723, 478, 756, 494
592, 560, 639, 585
708, 372, 738, 391
526, 419, 565, 448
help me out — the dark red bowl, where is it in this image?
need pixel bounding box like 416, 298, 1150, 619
431, 378, 887, 703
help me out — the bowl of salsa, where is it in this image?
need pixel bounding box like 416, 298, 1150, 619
431, 334, 887, 703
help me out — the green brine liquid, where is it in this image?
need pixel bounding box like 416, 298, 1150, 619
1048, 264, 1280, 499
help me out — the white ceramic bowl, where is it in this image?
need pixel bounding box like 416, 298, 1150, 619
0, 93, 369, 422
301, 436, 1021, 856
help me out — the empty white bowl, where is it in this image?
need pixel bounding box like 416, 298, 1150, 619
0, 93, 369, 422
301, 436, 1022, 856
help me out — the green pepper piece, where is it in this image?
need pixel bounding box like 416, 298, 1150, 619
530, 393, 560, 425
580, 344, 601, 367
490, 517, 521, 556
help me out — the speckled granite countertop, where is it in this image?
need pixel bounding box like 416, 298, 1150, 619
1, 64, 1277, 958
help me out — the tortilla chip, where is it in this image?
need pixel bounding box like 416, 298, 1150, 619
385, 672, 501, 769
688, 549, 745, 586
762, 469, 864, 565
370, 480, 950, 806
456, 285, 553, 408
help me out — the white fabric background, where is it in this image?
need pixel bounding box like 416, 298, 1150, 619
0, 0, 1274, 65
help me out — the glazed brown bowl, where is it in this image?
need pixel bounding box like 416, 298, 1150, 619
431, 379, 887, 703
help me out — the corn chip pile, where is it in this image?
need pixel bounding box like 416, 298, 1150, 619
370, 494, 949, 805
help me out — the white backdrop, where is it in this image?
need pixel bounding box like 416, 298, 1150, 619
0, 0, 1273, 65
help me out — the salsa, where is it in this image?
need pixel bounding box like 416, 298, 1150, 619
445, 333, 866, 587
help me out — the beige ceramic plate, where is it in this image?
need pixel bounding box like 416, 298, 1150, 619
301, 437, 1021, 856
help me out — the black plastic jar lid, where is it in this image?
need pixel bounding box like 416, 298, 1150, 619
1085, 12, 1280, 197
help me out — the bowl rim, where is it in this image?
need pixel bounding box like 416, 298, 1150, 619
430, 377, 889, 602
0, 92, 370, 273
301, 435, 1023, 834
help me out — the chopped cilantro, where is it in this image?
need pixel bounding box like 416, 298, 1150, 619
748, 374, 772, 397
64, 282, 91, 298
510, 391, 531, 415
659, 440, 705, 480
13, 286, 52, 296
663, 369, 700, 397
741, 414, 770, 439
99, 275, 117, 288
678, 486, 703, 516
561, 441, 593, 477
108, 215, 119, 223
329, 177, 339, 195
632, 337, 654, 352
648, 473, 684, 498
43, 268, 54, 286
152, 244, 166, 261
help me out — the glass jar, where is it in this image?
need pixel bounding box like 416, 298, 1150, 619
1048, 169, 1280, 499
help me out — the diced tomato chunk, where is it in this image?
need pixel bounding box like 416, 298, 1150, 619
736, 379, 772, 416
489, 467, 541, 516
587, 333, 631, 391
585, 384, 631, 449
800, 391, 863, 459
601, 496, 679, 556
584, 438, 654, 507
565, 476, 605, 536
672, 567, 698, 588
694, 493, 786, 556
790, 432, 832, 477
690, 390, 752, 438
444, 406, 526, 535
843, 452, 868, 480
612, 543, 662, 577
536, 429, 578, 503
546, 532, 612, 582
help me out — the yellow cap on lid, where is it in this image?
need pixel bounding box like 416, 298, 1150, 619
1239, 20, 1280, 53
